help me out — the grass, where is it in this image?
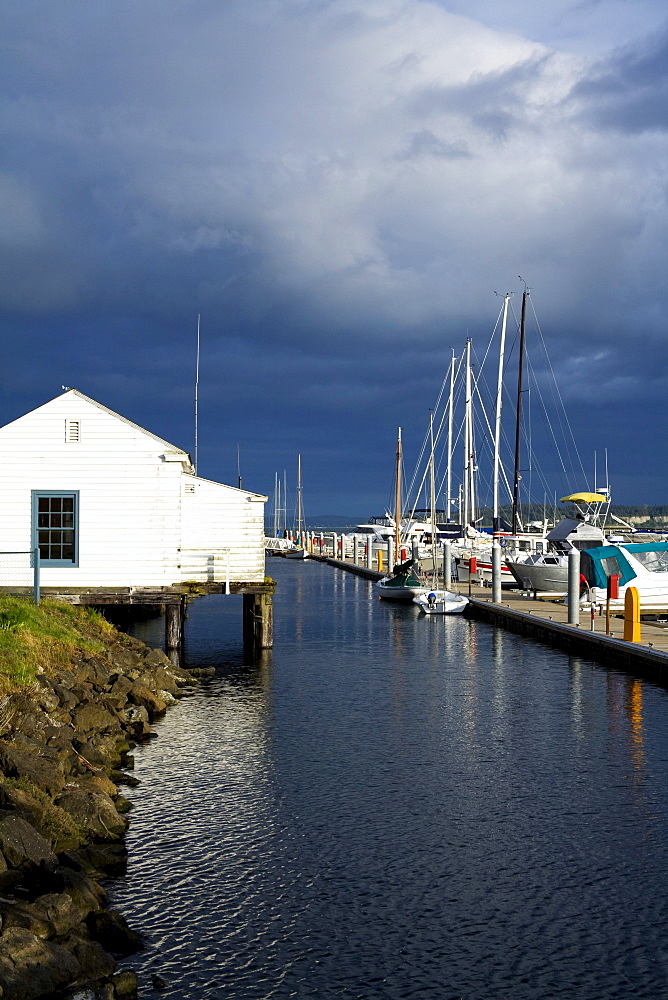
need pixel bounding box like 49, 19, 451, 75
0, 595, 117, 696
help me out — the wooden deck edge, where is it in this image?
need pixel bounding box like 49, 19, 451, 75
467, 597, 668, 680
310, 555, 384, 581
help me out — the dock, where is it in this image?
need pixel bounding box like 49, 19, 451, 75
312, 554, 668, 684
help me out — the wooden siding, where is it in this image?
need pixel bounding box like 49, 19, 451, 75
0, 390, 266, 588
180, 476, 266, 583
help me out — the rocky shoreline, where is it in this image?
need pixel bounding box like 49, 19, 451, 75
0, 624, 201, 999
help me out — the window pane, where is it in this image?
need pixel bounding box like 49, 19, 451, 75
35, 494, 77, 564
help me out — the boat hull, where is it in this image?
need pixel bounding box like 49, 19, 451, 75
413, 590, 469, 615
375, 578, 428, 602
505, 558, 567, 592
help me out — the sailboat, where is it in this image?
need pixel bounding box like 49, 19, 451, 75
375, 429, 429, 602
413, 413, 469, 614
286, 454, 309, 559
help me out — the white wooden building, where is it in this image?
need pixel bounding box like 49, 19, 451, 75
0, 389, 267, 590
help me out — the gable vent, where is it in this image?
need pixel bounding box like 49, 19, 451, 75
66, 420, 81, 443
184, 484, 196, 494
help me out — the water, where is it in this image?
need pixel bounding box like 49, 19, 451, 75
109, 558, 668, 999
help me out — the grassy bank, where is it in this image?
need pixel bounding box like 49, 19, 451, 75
0, 596, 116, 695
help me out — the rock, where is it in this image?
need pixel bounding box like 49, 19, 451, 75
119, 706, 151, 740
0, 926, 79, 1000
54, 789, 128, 841
64, 842, 127, 879
0, 744, 65, 797
87, 908, 143, 956
31, 677, 62, 715
34, 891, 89, 937
128, 685, 167, 718
107, 646, 144, 675
72, 701, 121, 735
112, 969, 139, 998
0, 784, 83, 854
110, 771, 140, 788
68, 931, 116, 980
0, 898, 53, 938
79, 655, 112, 688
0, 813, 55, 869
151, 973, 167, 989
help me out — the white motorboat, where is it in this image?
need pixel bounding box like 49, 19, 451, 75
581, 541, 668, 610
413, 590, 469, 615
505, 492, 609, 592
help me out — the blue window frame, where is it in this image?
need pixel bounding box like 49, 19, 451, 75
32, 491, 79, 567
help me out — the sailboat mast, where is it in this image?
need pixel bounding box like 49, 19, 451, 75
395, 428, 402, 558
429, 412, 436, 567
463, 340, 472, 529
446, 350, 455, 523
493, 294, 510, 535
512, 288, 528, 534
296, 454, 303, 535
273, 471, 279, 537
194, 313, 200, 475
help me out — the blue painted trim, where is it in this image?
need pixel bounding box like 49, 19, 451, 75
31, 491, 79, 568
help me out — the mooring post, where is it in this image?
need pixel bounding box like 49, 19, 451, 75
366, 541, 373, 570
353, 537, 359, 565
623, 586, 641, 643
492, 542, 502, 603
567, 548, 580, 625
165, 599, 184, 649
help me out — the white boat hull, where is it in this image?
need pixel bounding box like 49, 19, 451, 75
505, 557, 567, 592
413, 590, 469, 615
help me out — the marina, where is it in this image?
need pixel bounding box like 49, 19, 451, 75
313, 552, 668, 680
110, 556, 668, 999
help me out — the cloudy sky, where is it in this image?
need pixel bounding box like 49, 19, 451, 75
1, 0, 667, 520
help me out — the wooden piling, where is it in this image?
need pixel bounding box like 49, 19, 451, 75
165, 597, 185, 649
243, 591, 274, 658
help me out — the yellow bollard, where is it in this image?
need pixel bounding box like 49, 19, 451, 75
377, 551, 384, 573
623, 586, 641, 643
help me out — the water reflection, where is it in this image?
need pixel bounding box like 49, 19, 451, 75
111, 558, 668, 1000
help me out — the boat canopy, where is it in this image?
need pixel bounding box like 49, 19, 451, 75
580, 545, 636, 589
559, 492, 608, 504
580, 543, 668, 589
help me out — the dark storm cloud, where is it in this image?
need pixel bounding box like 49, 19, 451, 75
571, 29, 668, 132
1, 0, 668, 510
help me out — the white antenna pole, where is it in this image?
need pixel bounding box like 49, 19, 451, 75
194, 313, 200, 475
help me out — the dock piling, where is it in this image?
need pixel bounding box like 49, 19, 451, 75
568, 548, 580, 625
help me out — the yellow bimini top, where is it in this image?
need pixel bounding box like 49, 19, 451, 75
559, 492, 608, 504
